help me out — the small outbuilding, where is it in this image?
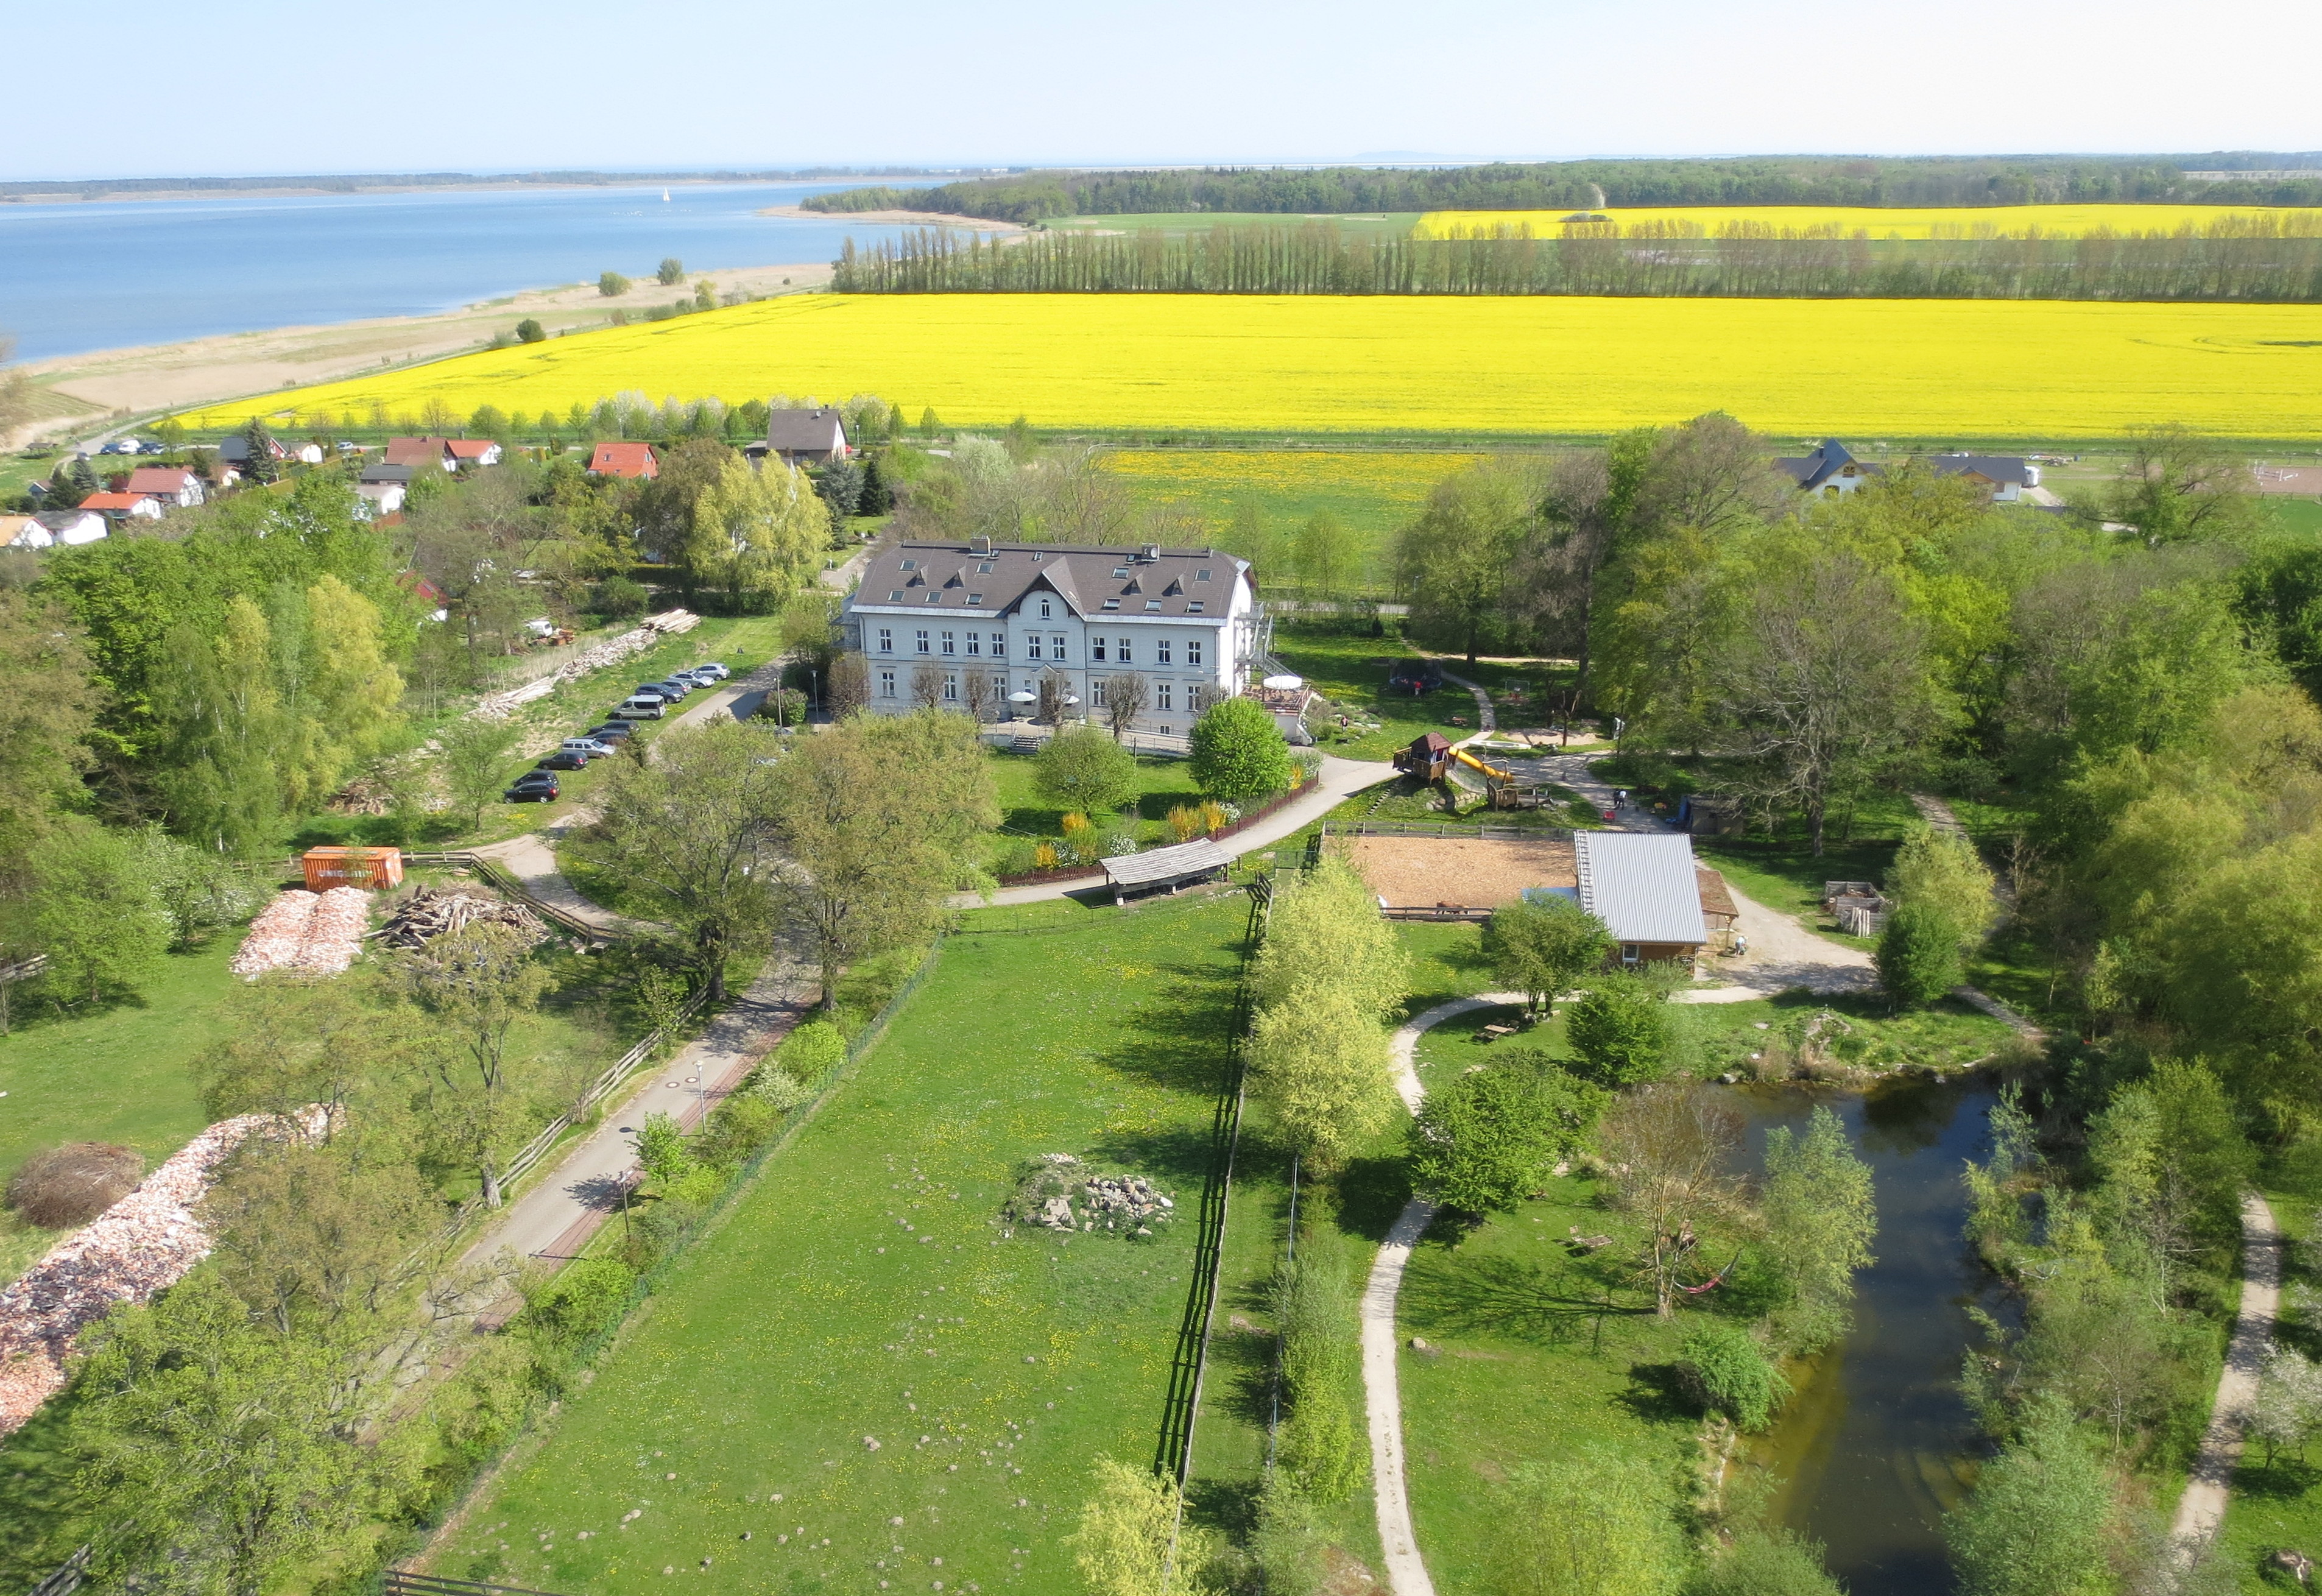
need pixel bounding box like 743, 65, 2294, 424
1102, 838, 1232, 903
78, 491, 164, 523
1573, 831, 1710, 966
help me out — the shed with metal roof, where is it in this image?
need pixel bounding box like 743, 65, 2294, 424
1573, 831, 1711, 964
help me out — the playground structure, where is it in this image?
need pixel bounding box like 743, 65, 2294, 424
1391, 732, 1559, 811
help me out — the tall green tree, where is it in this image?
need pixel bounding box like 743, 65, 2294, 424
1565, 971, 1673, 1085
1944, 1399, 2116, 1596
1188, 695, 1291, 802
1760, 1104, 1878, 1354
1409, 1050, 1607, 1213
397, 920, 554, 1207
1394, 462, 1539, 662
1245, 983, 1398, 1167
1034, 723, 1138, 813
1247, 856, 1407, 1017
1481, 894, 1613, 1014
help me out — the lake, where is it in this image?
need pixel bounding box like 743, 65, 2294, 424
0, 181, 923, 362
1733, 1078, 2007, 1595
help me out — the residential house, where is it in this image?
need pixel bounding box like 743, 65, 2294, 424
357, 462, 413, 517
217, 434, 289, 470
78, 492, 166, 524
384, 437, 459, 472
444, 438, 503, 468
588, 441, 660, 479
839, 537, 1268, 731
294, 442, 326, 465
0, 515, 41, 549
30, 509, 108, 546
763, 407, 849, 466
1774, 438, 1882, 498
122, 466, 205, 509
1925, 453, 2040, 503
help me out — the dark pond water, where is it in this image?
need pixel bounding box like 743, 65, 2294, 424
1727, 1078, 2006, 1595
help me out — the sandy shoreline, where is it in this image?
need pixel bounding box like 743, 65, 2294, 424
0, 176, 912, 208
7, 261, 835, 444
756, 204, 1020, 233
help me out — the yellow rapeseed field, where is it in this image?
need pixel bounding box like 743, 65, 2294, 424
1413, 204, 2322, 239
190, 292, 2322, 440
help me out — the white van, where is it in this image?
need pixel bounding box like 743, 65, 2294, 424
612, 696, 667, 719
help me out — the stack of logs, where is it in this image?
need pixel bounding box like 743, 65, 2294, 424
375, 886, 548, 950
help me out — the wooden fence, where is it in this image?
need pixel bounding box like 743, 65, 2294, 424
1324, 820, 1576, 843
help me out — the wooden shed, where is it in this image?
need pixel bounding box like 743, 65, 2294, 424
1102, 839, 1231, 904
301, 846, 404, 891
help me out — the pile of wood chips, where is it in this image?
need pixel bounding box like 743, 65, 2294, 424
228, 887, 372, 978
375, 885, 548, 950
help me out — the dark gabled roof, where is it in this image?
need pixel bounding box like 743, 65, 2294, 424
1773, 438, 1885, 493
359, 463, 415, 484
764, 407, 848, 452
1926, 453, 2031, 487
33, 509, 102, 530
848, 540, 1246, 623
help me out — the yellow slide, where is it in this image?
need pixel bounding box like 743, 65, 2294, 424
1454, 747, 1512, 782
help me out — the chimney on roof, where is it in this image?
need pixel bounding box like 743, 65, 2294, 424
970, 535, 993, 554
1138, 543, 1160, 561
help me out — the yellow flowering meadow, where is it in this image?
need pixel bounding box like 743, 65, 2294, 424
1414, 204, 2322, 239
191, 292, 2322, 440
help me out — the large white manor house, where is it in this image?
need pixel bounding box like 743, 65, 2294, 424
839, 537, 1270, 733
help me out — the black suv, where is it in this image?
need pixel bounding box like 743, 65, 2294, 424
505, 771, 559, 802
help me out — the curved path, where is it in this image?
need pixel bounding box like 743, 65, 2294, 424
1364, 994, 1522, 1596
2172, 1193, 2283, 1553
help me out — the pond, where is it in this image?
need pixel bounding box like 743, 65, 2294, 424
1728, 1077, 2008, 1595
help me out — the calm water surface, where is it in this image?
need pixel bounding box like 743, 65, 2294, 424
1730, 1079, 2006, 1596
0, 182, 919, 361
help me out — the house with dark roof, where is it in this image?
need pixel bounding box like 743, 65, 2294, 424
839, 536, 1266, 732
1774, 439, 1883, 498
763, 407, 849, 466
357, 462, 414, 516
2, 510, 109, 549
588, 442, 660, 480
1925, 452, 2039, 503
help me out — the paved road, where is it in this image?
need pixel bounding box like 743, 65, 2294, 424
460, 953, 814, 1274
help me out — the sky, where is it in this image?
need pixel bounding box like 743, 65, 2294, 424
12, 0, 2322, 180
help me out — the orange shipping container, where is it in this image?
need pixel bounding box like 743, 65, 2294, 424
300, 846, 404, 891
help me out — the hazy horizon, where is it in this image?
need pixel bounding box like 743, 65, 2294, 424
13, 0, 2319, 185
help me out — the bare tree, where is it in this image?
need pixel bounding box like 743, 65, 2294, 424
2103, 425, 2257, 545
961, 668, 1002, 726
1104, 671, 1148, 740
1037, 665, 1072, 725
1631, 411, 1787, 536
910, 662, 946, 710
1598, 1084, 1748, 1317
1715, 548, 1936, 856
825, 652, 869, 717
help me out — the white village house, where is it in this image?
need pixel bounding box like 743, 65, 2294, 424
1776, 439, 2040, 503
760, 406, 850, 467
839, 537, 1270, 733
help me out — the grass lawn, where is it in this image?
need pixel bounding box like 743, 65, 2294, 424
429, 892, 1256, 1593
984, 746, 1205, 847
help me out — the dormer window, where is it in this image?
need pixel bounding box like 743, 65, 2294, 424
925, 592, 941, 603
1102, 599, 1121, 610
968, 593, 983, 606
900, 559, 918, 571
1187, 601, 1205, 613
1039, 598, 1052, 618
889, 590, 905, 601
976, 560, 995, 574
1145, 599, 1162, 612
1113, 567, 1131, 577
1163, 579, 1184, 596
1195, 568, 1212, 581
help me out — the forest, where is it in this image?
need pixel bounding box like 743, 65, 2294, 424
803, 154, 2322, 224
831, 218, 2322, 302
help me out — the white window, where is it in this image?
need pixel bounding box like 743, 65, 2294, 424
1116, 637, 1132, 664
940, 630, 956, 655
991, 673, 1007, 697
1156, 639, 1173, 666
992, 634, 1006, 658
1039, 598, 1052, 619
1156, 682, 1174, 711
1188, 683, 1207, 712
967, 593, 983, 606
1092, 637, 1107, 662
1187, 638, 1204, 667
878, 669, 897, 699
877, 627, 893, 652
1026, 636, 1043, 660
914, 629, 931, 654
1092, 678, 1108, 707
1621, 944, 1640, 966
943, 672, 958, 702
1051, 634, 1068, 660
966, 633, 981, 657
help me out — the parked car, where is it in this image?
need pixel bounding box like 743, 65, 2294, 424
586, 722, 635, 742
689, 662, 732, 682
651, 679, 694, 699
612, 696, 667, 719
505, 772, 559, 801
537, 750, 589, 771
633, 682, 682, 703
561, 737, 616, 758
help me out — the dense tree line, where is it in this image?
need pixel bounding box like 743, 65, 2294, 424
833, 219, 2322, 303
804, 155, 2322, 224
